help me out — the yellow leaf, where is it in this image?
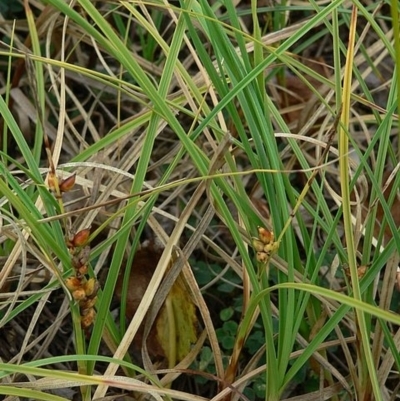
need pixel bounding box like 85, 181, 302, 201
155, 274, 198, 367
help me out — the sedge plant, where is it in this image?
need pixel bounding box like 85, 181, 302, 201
0, 1, 399, 400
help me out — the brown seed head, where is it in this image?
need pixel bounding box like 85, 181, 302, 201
59, 174, 76, 192
72, 246, 91, 269
80, 296, 97, 311
357, 265, 367, 279
258, 227, 274, 244
256, 251, 268, 263
72, 288, 86, 301
72, 229, 91, 247
65, 276, 82, 292
83, 278, 99, 298
81, 308, 96, 328
77, 265, 88, 277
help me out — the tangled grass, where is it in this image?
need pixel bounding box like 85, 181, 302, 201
0, 1, 399, 400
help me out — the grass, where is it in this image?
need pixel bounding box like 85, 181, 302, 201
0, 0, 399, 400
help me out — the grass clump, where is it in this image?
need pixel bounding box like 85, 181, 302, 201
0, 1, 399, 401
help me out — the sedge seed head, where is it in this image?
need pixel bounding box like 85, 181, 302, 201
77, 265, 88, 277
80, 296, 97, 311
72, 288, 86, 301
263, 241, 279, 255
252, 238, 265, 252
72, 229, 91, 247
258, 227, 274, 244
59, 174, 76, 192
83, 278, 98, 298
72, 246, 91, 269
256, 251, 268, 263
81, 308, 96, 328
65, 277, 82, 292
